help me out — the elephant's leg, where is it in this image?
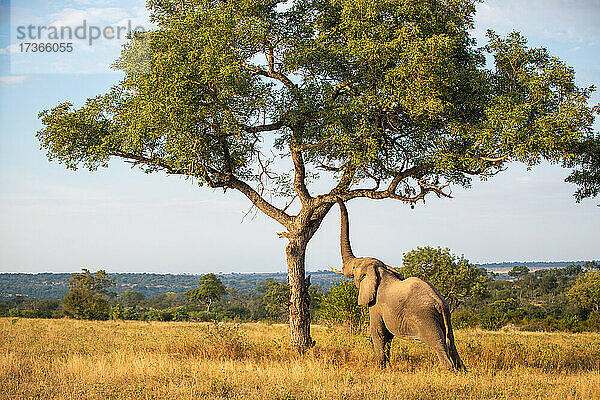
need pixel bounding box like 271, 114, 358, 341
448, 338, 465, 370
416, 321, 455, 370
370, 312, 392, 368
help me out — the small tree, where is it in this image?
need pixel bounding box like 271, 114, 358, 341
118, 289, 146, 308
319, 279, 367, 332
508, 266, 530, 279
262, 279, 290, 321
62, 269, 116, 320
568, 270, 600, 313
185, 274, 227, 312
401, 247, 487, 311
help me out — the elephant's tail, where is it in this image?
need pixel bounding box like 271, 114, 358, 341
440, 302, 465, 371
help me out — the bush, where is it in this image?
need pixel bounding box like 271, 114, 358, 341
451, 308, 479, 329
586, 312, 600, 332
144, 308, 173, 321
189, 310, 218, 322
171, 306, 189, 321
319, 279, 367, 333
218, 306, 251, 321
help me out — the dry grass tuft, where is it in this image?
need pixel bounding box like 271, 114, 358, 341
1, 318, 599, 399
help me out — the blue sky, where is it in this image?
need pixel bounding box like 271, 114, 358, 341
0, 0, 599, 274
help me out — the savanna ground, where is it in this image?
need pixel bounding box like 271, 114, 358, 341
1, 318, 599, 400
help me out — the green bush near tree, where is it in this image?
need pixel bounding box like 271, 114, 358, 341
319, 279, 367, 333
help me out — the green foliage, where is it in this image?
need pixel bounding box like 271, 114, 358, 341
508, 266, 530, 279
185, 274, 227, 312
118, 289, 145, 307
262, 279, 290, 321
319, 279, 367, 332
401, 247, 488, 310
148, 292, 182, 309
5, 263, 600, 333
36, 0, 599, 207
259, 278, 321, 321
568, 270, 600, 313
62, 269, 116, 320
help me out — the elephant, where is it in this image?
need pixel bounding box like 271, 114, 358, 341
331, 199, 465, 371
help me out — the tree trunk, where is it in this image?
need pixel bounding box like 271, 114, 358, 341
286, 237, 314, 353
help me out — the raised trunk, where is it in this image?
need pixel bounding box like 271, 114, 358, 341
286, 237, 314, 353
337, 200, 355, 264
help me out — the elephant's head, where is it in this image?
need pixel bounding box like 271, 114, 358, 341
336, 199, 381, 306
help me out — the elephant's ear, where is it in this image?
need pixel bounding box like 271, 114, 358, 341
355, 264, 378, 306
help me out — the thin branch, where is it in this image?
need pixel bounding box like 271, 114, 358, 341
242, 120, 285, 134
332, 79, 356, 100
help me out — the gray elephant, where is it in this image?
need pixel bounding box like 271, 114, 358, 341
332, 199, 465, 371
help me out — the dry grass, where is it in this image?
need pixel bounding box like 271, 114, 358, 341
1, 318, 599, 399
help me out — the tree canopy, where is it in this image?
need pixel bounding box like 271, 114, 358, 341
508, 266, 530, 279
62, 269, 116, 320
184, 273, 227, 312
38, 0, 599, 211
568, 270, 600, 313
36, 0, 599, 351
401, 246, 487, 310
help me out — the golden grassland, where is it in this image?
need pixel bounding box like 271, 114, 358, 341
1, 318, 599, 400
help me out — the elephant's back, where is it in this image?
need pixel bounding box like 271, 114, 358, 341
379, 277, 445, 336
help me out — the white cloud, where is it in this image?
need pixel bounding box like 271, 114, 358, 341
473, 0, 600, 45
0, 75, 27, 86
49, 7, 131, 28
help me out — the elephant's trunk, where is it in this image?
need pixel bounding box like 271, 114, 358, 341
337, 199, 356, 265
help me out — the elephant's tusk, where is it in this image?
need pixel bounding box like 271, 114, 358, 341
329, 267, 345, 275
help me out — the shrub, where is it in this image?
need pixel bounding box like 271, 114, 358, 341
451, 308, 479, 329
319, 279, 367, 333
189, 311, 218, 322
144, 308, 173, 321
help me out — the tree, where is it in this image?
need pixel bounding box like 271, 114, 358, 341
262, 278, 321, 321
568, 270, 600, 313
319, 278, 367, 332
118, 289, 146, 308
508, 266, 530, 279
184, 274, 227, 312
262, 278, 290, 321
401, 247, 487, 311
62, 269, 116, 320
37, 0, 599, 351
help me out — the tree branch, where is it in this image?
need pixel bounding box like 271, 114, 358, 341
228, 176, 294, 228
243, 63, 297, 94
290, 143, 312, 205
242, 120, 285, 134
113, 149, 293, 228
331, 79, 356, 100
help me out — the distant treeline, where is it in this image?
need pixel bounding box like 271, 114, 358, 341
2, 256, 599, 334
0, 271, 339, 300
1, 261, 595, 300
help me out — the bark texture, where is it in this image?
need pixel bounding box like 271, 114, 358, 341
286, 238, 314, 352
